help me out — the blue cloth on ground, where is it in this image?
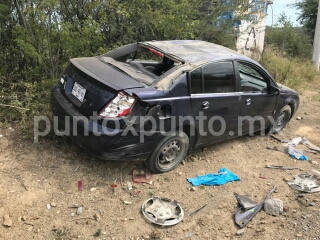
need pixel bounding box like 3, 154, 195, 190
289, 154, 308, 160
187, 168, 240, 186
288, 145, 308, 161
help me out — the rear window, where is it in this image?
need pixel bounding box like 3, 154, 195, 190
100, 44, 182, 85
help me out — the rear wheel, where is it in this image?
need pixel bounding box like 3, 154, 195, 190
268, 105, 291, 134
145, 132, 189, 173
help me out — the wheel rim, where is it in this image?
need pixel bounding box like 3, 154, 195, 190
273, 110, 290, 132
158, 139, 183, 169
277, 112, 286, 126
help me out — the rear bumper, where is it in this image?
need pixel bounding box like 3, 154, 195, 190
50, 86, 160, 160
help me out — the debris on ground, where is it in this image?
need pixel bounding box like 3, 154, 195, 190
301, 137, 320, 153
129, 168, 153, 184
46, 204, 51, 210
236, 229, 245, 235
234, 185, 276, 228
76, 207, 83, 215
127, 181, 132, 190
234, 193, 258, 210
270, 135, 290, 143
265, 165, 298, 170
141, 196, 184, 226
288, 174, 320, 193
310, 169, 320, 177
132, 173, 153, 184
288, 145, 308, 160
78, 180, 83, 191
188, 186, 197, 191
3, 214, 12, 227
188, 204, 207, 217
187, 168, 240, 186
264, 199, 283, 216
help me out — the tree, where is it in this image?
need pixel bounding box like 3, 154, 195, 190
293, 0, 318, 40
265, 13, 313, 58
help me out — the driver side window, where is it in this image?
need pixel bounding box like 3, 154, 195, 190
238, 62, 268, 92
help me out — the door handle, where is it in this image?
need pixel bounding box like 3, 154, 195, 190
245, 98, 251, 105
201, 101, 209, 109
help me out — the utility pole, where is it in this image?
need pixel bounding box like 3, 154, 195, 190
312, 0, 320, 70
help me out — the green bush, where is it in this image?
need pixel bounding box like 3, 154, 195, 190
0, 79, 57, 129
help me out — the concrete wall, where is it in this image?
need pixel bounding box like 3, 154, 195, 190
236, 0, 269, 59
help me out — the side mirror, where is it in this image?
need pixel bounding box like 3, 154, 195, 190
270, 85, 280, 95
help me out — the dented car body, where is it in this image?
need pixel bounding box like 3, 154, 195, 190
51, 40, 299, 173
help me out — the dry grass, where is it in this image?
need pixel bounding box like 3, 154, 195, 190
261, 48, 320, 91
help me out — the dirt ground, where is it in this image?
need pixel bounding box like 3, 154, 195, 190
1, 85, 320, 240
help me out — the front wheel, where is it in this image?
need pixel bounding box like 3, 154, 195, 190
268, 105, 292, 134
145, 132, 189, 173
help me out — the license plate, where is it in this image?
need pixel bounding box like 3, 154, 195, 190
72, 82, 86, 102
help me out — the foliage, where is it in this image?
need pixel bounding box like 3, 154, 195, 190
0, 0, 253, 125
265, 13, 313, 58
261, 48, 318, 90
293, 0, 318, 40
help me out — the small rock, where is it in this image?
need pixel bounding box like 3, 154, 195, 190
181, 160, 186, 165
296, 117, 301, 120
3, 214, 12, 227
90, 187, 97, 192
127, 182, 132, 190
51, 202, 57, 207
123, 200, 132, 205
260, 220, 266, 224
46, 204, 51, 210
70, 213, 75, 217
190, 157, 197, 162
311, 161, 318, 165
283, 178, 290, 182
0, 134, 3, 138
236, 229, 244, 235
297, 233, 303, 237
178, 172, 182, 176
309, 202, 316, 206
189, 187, 197, 191
76, 207, 83, 215
302, 215, 307, 219
264, 199, 283, 216
8, 127, 14, 132
93, 213, 100, 221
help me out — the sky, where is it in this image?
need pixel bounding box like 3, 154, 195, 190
266, 0, 301, 26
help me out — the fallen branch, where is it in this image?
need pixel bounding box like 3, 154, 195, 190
0, 103, 30, 111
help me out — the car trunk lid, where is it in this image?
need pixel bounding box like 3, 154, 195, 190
60, 57, 145, 117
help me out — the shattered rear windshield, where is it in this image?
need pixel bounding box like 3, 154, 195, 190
99, 44, 181, 85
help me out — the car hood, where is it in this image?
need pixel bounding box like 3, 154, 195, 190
70, 57, 145, 90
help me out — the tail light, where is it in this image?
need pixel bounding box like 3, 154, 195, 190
98, 92, 136, 118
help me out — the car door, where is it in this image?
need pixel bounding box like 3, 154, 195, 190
190, 61, 240, 145
236, 61, 277, 135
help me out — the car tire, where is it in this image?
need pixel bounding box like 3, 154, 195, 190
268, 105, 292, 134
145, 132, 189, 173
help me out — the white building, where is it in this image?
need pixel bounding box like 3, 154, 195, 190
235, 0, 273, 59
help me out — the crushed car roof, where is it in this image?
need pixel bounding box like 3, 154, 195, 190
142, 40, 252, 65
